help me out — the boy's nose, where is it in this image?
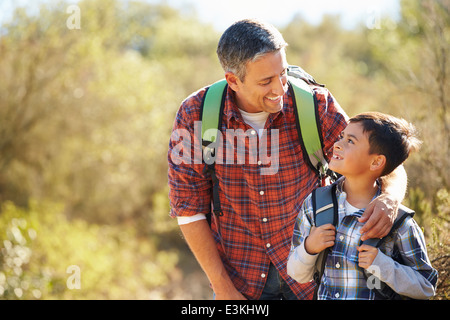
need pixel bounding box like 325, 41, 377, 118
334, 141, 343, 150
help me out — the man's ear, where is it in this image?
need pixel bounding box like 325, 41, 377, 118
370, 155, 386, 172
225, 72, 240, 92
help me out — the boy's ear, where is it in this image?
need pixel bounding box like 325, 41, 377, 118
225, 72, 241, 92
370, 155, 386, 172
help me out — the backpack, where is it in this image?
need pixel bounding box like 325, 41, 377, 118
200, 66, 336, 224
311, 182, 415, 300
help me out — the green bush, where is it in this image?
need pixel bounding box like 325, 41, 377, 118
0, 200, 179, 299
405, 188, 450, 300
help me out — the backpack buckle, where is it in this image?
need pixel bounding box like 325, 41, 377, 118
202, 144, 216, 165
317, 162, 329, 186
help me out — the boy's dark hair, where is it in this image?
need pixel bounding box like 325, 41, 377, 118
349, 112, 421, 176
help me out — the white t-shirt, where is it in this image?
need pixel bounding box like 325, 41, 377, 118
344, 199, 361, 215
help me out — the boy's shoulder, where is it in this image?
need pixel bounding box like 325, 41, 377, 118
385, 204, 422, 242
395, 204, 416, 230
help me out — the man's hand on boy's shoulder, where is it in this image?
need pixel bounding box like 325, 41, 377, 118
358, 194, 399, 241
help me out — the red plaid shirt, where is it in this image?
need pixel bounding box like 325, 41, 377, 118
168, 82, 348, 300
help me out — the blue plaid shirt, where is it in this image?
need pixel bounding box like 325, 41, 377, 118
288, 178, 438, 300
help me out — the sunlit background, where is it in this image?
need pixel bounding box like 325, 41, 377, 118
0, 0, 448, 299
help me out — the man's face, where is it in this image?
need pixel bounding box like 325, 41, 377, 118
228, 50, 289, 114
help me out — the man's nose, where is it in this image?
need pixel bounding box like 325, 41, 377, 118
272, 75, 287, 96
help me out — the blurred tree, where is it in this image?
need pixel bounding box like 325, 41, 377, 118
282, 0, 449, 196
0, 0, 447, 300
365, 0, 449, 196
0, 0, 221, 228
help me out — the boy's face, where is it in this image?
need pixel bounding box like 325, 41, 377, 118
329, 122, 380, 178
226, 50, 289, 114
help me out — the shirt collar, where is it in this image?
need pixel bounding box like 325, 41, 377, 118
224, 86, 242, 124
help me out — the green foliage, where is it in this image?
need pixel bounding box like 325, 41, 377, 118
0, 0, 448, 299
0, 0, 221, 225
0, 200, 179, 299
404, 187, 449, 299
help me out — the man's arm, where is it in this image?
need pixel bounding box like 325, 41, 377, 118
359, 165, 407, 240
179, 219, 246, 300
169, 92, 244, 299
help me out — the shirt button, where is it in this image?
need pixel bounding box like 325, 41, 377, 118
261, 273, 266, 278
259, 190, 264, 195
335, 262, 340, 269
339, 235, 344, 241
266, 243, 271, 248
262, 218, 268, 222
257, 160, 262, 165
335, 292, 340, 298
251, 130, 256, 135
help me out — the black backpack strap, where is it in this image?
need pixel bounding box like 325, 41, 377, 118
361, 205, 415, 299
311, 182, 339, 299
313, 183, 339, 227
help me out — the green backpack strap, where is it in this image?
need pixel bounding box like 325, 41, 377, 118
200, 70, 332, 222
201, 73, 329, 181
201, 79, 228, 145
200, 79, 228, 223
288, 75, 329, 181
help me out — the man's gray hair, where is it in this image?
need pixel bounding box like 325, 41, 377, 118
216, 19, 288, 81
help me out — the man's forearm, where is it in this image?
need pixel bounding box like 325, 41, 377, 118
380, 164, 407, 204
359, 165, 408, 240
179, 219, 239, 297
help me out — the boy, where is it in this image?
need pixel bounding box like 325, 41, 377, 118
287, 112, 438, 300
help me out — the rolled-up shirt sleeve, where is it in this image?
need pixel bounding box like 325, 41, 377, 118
168, 89, 212, 219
